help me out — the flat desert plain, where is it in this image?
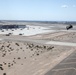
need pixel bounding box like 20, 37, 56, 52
0, 23, 76, 75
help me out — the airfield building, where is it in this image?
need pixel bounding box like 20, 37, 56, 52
0, 25, 26, 29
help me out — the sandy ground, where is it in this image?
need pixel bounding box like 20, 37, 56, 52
0, 26, 76, 75
29, 31, 76, 43
0, 40, 75, 75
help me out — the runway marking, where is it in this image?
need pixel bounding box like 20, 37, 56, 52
68, 57, 76, 59
60, 62, 76, 65
52, 68, 76, 71
45, 41, 76, 47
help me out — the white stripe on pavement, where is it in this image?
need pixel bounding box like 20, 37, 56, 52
45, 41, 76, 47
0, 39, 2, 40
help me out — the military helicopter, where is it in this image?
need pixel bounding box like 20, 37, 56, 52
66, 24, 73, 30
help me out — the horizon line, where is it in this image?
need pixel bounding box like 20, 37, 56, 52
0, 20, 76, 22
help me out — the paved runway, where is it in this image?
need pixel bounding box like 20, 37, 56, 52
45, 50, 76, 75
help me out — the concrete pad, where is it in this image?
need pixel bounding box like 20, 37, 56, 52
45, 51, 76, 75
52, 63, 76, 69
45, 69, 76, 75
60, 58, 76, 63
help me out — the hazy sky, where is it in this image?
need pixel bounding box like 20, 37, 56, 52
0, 0, 76, 21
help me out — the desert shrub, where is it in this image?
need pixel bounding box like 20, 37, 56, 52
0, 64, 3, 66
15, 43, 19, 46
2, 53, 6, 57
37, 53, 39, 56
24, 57, 26, 59
3, 73, 6, 75
47, 46, 54, 51
20, 47, 22, 49
43, 45, 46, 49
7, 44, 10, 48
18, 57, 21, 59
8, 65, 11, 67
0, 67, 4, 70
31, 49, 33, 51
3, 62, 6, 65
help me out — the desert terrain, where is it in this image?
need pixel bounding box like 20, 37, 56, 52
29, 31, 76, 43
0, 21, 76, 75
0, 40, 75, 75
